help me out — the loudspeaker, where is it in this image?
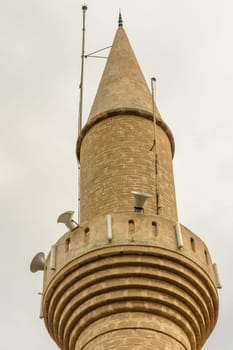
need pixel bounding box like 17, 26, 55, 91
30, 252, 45, 273
132, 191, 152, 212
57, 211, 78, 231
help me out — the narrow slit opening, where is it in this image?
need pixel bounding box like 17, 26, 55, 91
65, 238, 71, 252
128, 220, 135, 234
204, 250, 209, 264
190, 237, 195, 252
152, 221, 158, 237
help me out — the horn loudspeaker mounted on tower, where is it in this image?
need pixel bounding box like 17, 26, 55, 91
30, 252, 45, 273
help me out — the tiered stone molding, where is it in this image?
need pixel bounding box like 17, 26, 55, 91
42, 214, 218, 350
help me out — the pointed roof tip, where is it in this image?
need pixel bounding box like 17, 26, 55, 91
118, 10, 123, 27
81, 3, 88, 11
88, 26, 163, 123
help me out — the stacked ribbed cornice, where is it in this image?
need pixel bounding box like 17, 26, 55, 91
42, 214, 218, 350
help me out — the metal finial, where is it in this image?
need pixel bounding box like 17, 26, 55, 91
118, 10, 123, 27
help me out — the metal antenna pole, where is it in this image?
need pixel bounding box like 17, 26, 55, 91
77, 4, 87, 224
78, 4, 87, 136
151, 77, 160, 215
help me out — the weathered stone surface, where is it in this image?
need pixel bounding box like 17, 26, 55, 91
80, 116, 177, 223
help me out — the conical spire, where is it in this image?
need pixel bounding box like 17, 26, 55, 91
88, 27, 162, 122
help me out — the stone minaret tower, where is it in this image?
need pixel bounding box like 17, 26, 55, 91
40, 19, 219, 350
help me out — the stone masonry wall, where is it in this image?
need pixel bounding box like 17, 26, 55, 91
80, 115, 177, 223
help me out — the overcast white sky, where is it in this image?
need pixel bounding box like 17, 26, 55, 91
1, 0, 233, 349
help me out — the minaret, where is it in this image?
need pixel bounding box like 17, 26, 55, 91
40, 16, 219, 350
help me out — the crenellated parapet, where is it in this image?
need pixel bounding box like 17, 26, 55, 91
43, 213, 217, 288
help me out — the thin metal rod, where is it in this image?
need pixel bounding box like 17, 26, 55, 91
151, 77, 157, 151
151, 77, 160, 215
78, 5, 87, 136
78, 4, 87, 224
85, 45, 112, 58
85, 55, 108, 59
